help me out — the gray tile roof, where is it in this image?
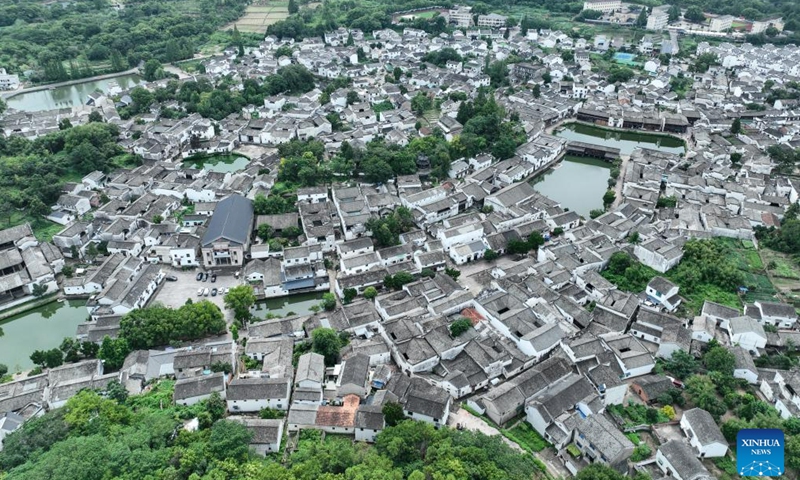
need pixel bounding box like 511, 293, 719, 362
658, 440, 713, 480
227, 377, 290, 401
682, 408, 726, 447
295, 352, 325, 385
201, 194, 253, 247
173, 372, 226, 400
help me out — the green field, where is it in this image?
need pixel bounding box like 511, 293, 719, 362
225, 1, 290, 33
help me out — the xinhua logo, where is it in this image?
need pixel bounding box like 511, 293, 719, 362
737, 429, 784, 477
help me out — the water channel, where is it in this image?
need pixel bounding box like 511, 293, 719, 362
251, 291, 326, 320
183, 154, 250, 173
532, 123, 686, 217
5, 74, 142, 112
0, 300, 88, 372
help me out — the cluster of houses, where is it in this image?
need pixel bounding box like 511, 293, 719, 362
2, 12, 800, 478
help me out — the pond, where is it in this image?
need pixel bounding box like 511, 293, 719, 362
0, 300, 88, 372
530, 123, 685, 217
531, 156, 611, 218
251, 291, 326, 320
183, 154, 250, 173
555, 123, 686, 156
5, 74, 142, 112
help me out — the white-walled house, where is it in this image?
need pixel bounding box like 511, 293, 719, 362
226, 377, 291, 413
680, 408, 728, 458
234, 418, 284, 455
726, 316, 767, 352
645, 276, 681, 312
656, 440, 714, 480
173, 372, 226, 406
732, 346, 759, 384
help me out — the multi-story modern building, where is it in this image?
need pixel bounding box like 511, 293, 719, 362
582, 0, 621, 14
477, 13, 507, 28
447, 5, 473, 28
646, 10, 670, 31
200, 194, 253, 268
709, 15, 734, 32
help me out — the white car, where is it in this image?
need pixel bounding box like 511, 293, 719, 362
197, 288, 203, 296
203, 288, 210, 297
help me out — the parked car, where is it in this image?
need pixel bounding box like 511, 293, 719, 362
203, 288, 210, 297
196, 272, 203, 281
197, 288, 204, 296
166, 275, 178, 282
202, 273, 209, 282
211, 288, 217, 296
210, 273, 217, 283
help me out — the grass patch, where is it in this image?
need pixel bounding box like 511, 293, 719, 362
566, 443, 581, 457
500, 422, 551, 453
625, 432, 641, 445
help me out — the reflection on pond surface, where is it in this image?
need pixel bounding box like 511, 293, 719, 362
0, 300, 88, 371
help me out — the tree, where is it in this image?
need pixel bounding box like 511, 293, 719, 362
575, 464, 625, 480
663, 350, 699, 379
684, 6, 705, 24
603, 190, 616, 207
0, 364, 7, 377
668, 4, 681, 22
703, 344, 735, 376
450, 318, 472, 337
420, 268, 435, 278
411, 92, 432, 115
257, 223, 274, 242
321, 292, 336, 311
105, 379, 128, 404
208, 419, 252, 462
224, 285, 256, 325
287, 0, 298, 14
589, 208, 605, 219
343, 288, 357, 304
686, 375, 726, 418
142, 59, 164, 82
59, 118, 73, 130
31, 283, 49, 298
445, 267, 461, 281
363, 286, 378, 300
627, 231, 641, 244
151, 214, 163, 224
531, 84, 541, 98
636, 8, 648, 27
382, 402, 406, 427
312, 327, 344, 366
731, 117, 742, 134
484, 249, 499, 261
32, 348, 63, 369
346, 90, 360, 105
87, 111, 103, 123
541, 71, 552, 84
98, 336, 130, 371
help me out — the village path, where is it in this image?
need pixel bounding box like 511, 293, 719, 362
448, 408, 570, 479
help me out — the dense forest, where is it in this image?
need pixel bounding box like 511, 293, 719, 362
0, 382, 547, 480
0, 0, 249, 82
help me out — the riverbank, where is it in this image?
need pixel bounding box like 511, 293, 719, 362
0, 294, 59, 322
0, 67, 140, 100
